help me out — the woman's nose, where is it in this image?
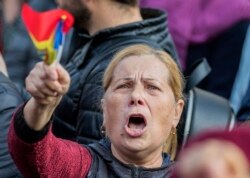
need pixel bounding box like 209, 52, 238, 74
129, 87, 145, 106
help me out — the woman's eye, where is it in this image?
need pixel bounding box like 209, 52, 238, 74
147, 85, 159, 90
117, 83, 131, 89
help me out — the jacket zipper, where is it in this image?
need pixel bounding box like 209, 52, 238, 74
132, 167, 139, 178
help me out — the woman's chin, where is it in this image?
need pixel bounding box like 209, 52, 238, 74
122, 136, 150, 152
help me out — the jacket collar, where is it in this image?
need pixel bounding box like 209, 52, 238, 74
88, 138, 172, 167
75, 8, 168, 42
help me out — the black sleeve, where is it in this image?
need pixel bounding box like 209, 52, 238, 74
14, 103, 52, 144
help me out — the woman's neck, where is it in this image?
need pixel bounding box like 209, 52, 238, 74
88, 2, 142, 35
111, 144, 164, 168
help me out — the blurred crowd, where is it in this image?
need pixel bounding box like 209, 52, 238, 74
0, 0, 250, 178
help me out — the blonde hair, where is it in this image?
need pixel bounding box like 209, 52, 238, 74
103, 44, 185, 159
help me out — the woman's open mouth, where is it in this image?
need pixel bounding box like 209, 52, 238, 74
125, 114, 147, 137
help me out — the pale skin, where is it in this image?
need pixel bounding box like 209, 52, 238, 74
24, 55, 184, 168
0, 53, 8, 76
2, 0, 21, 25
177, 139, 250, 178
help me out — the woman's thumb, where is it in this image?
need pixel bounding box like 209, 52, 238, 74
56, 63, 70, 87
43, 62, 58, 81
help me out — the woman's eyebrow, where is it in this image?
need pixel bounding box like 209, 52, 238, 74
143, 78, 163, 84
114, 77, 166, 85
114, 77, 134, 83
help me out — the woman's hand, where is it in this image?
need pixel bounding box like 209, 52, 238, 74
26, 62, 70, 105
24, 62, 70, 130
177, 140, 250, 178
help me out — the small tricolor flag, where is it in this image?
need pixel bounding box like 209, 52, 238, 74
21, 4, 74, 65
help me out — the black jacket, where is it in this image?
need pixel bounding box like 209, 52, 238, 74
86, 138, 174, 178
52, 8, 179, 144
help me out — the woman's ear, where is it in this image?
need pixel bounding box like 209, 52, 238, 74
173, 99, 184, 127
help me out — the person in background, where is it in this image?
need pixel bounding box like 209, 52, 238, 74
140, 0, 250, 104
0, 1, 3, 54
0, 2, 6, 75
8, 44, 184, 177
172, 127, 250, 178
0, 70, 24, 178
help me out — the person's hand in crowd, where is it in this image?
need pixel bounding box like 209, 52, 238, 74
0, 53, 8, 76
24, 61, 70, 130
176, 139, 250, 178
26, 61, 70, 106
